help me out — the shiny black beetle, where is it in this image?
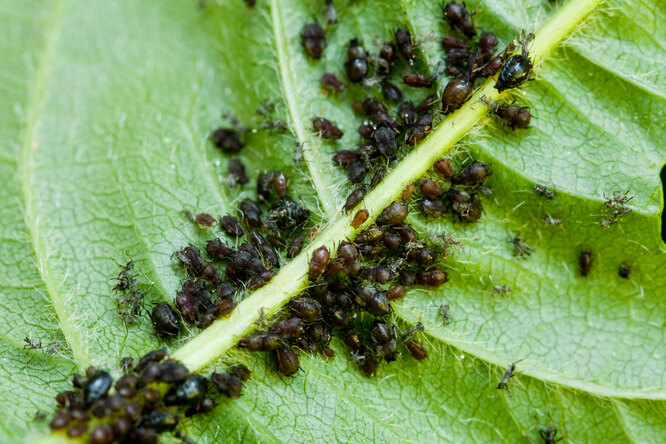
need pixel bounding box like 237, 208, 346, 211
495, 33, 534, 92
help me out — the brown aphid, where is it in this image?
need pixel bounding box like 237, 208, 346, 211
358, 123, 375, 139
480, 56, 503, 77
283, 235, 304, 260
176, 291, 198, 323
370, 166, 387, 189
420, 180, 444, 198
382, 233, 402, 250
135, 349, 167, 372
206, 238, 233, 261
394, 223, 418, 243
337, 241, 361, 277
402, 183, 416, 201
313, 117, 343, 140
182, 280, 213, 312
290, 297, 322, 323
447, 188, 482, 222
405, 340, 428, 360
345, 39, 368, 82
386, 286, 406, 301
219, 215, 244, 238
497, 360, 522, 397
211, 128, 243, 153
361, 351, 378, 377
434, 158, 454, 178
197, 299, 234, 329
619, 264, 632, 279
308, 246, 330, 281
257, 171, 275, 202
377, 42, 396, 73
272, 170, 288, 198
151, 302, 181, 336
442, 2, 476, 37
351, 209, 369, 228
446, 47, 471, 65
406, 113, 433, 144
496, 105, 531, 129
323, 258, 345, 280
477, 32, 498, 61
273, 317, 306, 340
301, 22, 325, 59
442, 77, 471, 114
201, 263, 220, 284
407, 247, 437, 267
250, 231, 279, 269
452, 161, 489, 186
360, 267, 394, 284
174, 245, 205, 276
192, 212, 216, 227
211, 372, 243, 398
90, 425, 115, 444
377, 202, 409, 225
579, 251, 593, 277
533, 184, 556, 200
239, 332, 282, 351
382, 80, 403, 102
416, 269, 448, 287
275, 345, 300, 376
441, 35, 470, 50
248, 270, 276, 290
228, 159, 249, 186
347, 162, 368, 183
403, 72, 432, 88
356, 287, 391, 317
321, 73, 345, 92
419, 198, 447, 217
344, 186, 367, 212
395, 27, 415, 63
355, 227, 384, 244
240, 198, 263, 227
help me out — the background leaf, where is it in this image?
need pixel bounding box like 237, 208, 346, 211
1, 0, 664, 442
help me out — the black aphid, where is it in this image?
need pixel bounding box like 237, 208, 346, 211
301, 22, 326, 59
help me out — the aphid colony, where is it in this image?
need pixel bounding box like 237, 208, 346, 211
239, 205, 455, 377
47, 348, 250, 443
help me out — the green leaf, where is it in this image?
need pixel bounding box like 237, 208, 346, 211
1, 0, 664, 442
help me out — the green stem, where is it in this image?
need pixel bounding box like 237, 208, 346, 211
172, 0, 604, 372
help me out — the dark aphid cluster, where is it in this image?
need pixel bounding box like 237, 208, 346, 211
113, 259, 147, 325
239, 200, 457, 378
601, 189, 633, 227
47, 349, 250, 443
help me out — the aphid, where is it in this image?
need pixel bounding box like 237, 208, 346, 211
249, 231, 279, 269
321, 73, 345, 92
492, 285, 512, 296
308, 246, 330, 281
274, 317, 306, 339
219, 215, 244, 238
419, 198, 447, 217
511, 235, 534, 257
442, 2, 476, 37
496, 105, 531, 129
275, 345, 300, 376
90, 425, 115, 444
140, 410, 180, 432
313, 117, 344, 140
286, 235, 305, 259
370, 166, 387, 189
345, 39, 368, 82
83, 370, 112, 405
395, 27, 415, 63
337, 241, 361, 277
113, 259, 137, 293
344, 162, 365, 183
386, 285, 405, 301
206, 238, 233, 261
356, 142, 378, 161
344, 186, 367, 212
211, 371, 243, 398
360, 267, 394, 284
400, 183, 415, 201
182, 280, 213, 312
401, 73, 432, 92
272, 170, 288, 198
439, 304, 453, 325
406, 113, 433, 144
351, 209, 369, 228
323, 257, 345, 279
396, 102, 416, 127
371, 321, 396, 361
135, 348, 167, 372
201, 263, 220, 284
361, 351, 378, 376
198, 299, 234, 329
539, 426, 563, 444
497, 360, 522, 397
452, 161, 489, 186
151, 302, 181, 336
269, 196, 310, 231
240, 198, 263, 227
416, 269, 448, 287
407, 247, 437, 267
480, 55, 503, 77
420, 180, 444, 198
355, 227, 384, 244
446, 47, 471, 65
394, 223, 417, 244
174, 245, 204, 276
301, 22, 325, 59
381, 232, 402, 250
433, 158, 453, 178
159, 360, 189, 383
441, 76, 471, 114
191, 212, 216, 228
477, 32, 497, 61
248, 270, 276, 290
441, 35, 470, 50
619, 264, 631, 279
227, 158, 249, 186
382, 80, 403, 102
211, 128, 243, 153
405, 340, 428, 360
371, 110, 402, 132
447, 188, 483, 222
373, 126, 397, 160
356, 287, 391, 316
495, 33, 534, 92
377, 202, 409, 225
239, 332, 282, 351
176, 291, 198, 323
290, 297, 322, 323
533, 184, 556, 200
357, 122, 374, 139
579, 251, 593, 277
